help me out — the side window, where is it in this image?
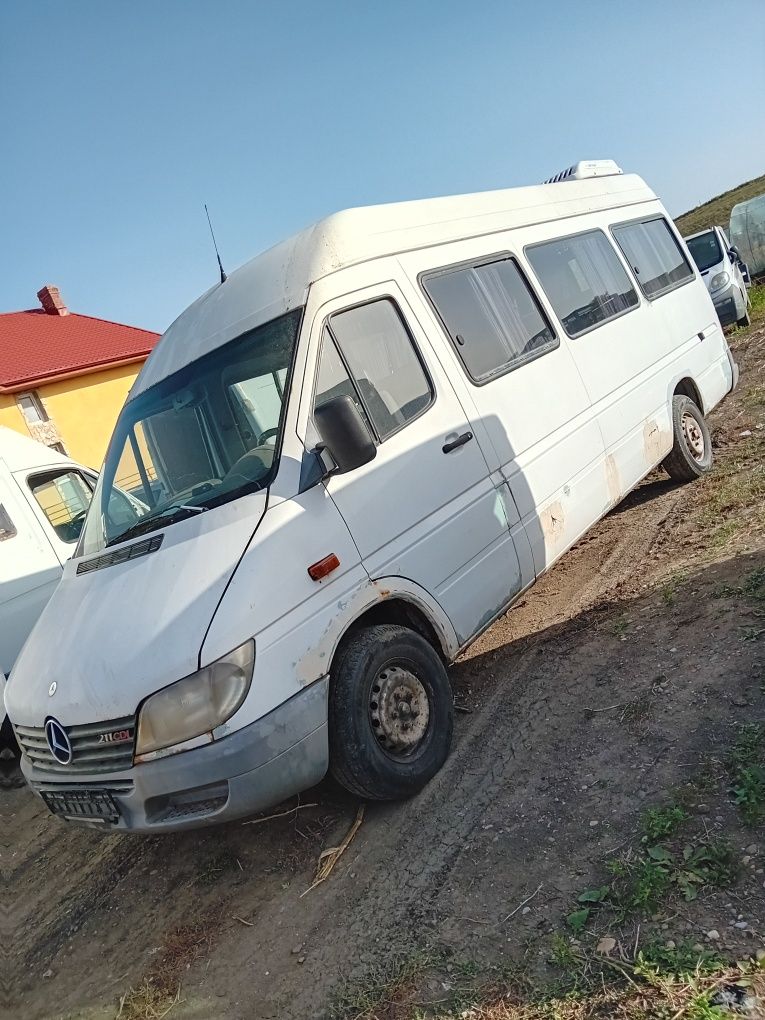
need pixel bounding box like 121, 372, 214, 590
422, 256, 557, 383
315, 328, 373, 433
317, 299, 433, 442
28, 470, 94, 544
0, 504, 16, 541
526, 230, 639, 338
612, 217, 694, 299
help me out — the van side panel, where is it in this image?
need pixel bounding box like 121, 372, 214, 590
200, 487, 460, 735
398, 243, 607, 576
0, 463, 62, 676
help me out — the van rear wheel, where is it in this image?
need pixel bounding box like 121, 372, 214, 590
329, 624, 453, 801
662, 395, 712, 483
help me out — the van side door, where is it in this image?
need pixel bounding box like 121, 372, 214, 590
16, 465, 96, 565
400, 246, 605, 576
307, 279, 525, 647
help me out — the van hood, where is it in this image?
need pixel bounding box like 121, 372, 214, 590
5, 494, 267, 727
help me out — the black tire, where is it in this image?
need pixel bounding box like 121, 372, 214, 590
329, 624, 453, 800
737, 309, 751, 328
661, 395, 713, 483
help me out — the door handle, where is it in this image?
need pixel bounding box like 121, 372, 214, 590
442, 431, 473, 454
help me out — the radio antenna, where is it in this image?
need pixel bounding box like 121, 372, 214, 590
204, 203, 227, 284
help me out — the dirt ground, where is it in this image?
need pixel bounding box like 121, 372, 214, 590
6, 320, 765, 1020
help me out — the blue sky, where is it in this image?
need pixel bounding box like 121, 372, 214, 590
3, 0, 764, 333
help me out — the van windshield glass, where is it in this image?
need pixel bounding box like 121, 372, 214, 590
686, 231, 722, 273
77, 308, 301, 556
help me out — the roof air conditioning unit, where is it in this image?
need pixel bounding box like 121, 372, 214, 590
543, 159, 623, 184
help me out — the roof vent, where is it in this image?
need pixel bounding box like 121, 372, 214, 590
543, 159, 623, 184
37, 284, 69, 316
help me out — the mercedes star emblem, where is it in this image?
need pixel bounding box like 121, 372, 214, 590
48, 681, 57, 696
45, 717, 73, 766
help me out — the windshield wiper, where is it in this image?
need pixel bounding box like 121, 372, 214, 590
105, 504, 207, 547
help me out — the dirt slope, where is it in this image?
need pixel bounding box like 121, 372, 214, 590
6, 320, 765, 1020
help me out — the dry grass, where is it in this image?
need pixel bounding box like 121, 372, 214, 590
433, 965, 765, 1019
115, 921, 217, 1020
333, 953, 765, 1020
675, 175, 765, 236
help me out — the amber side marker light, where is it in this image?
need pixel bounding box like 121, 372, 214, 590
308, 554, 340, 581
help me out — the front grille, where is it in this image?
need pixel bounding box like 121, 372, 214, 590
15, 715, 136, 776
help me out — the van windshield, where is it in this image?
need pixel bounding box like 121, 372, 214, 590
686, 230, 722, 273
78, 308, 301, 556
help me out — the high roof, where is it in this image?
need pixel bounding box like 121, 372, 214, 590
0, 286, 160, 394
136, 172, 657, 395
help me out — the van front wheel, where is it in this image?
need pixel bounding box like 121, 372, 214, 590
661, 395, 713, 483
329, 624, 453, 801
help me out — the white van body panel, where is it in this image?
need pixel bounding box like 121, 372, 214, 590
6, 168, 738, 830
8, 493, 269, 726
0, 428, 95, 678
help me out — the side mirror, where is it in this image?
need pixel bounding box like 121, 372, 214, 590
314, 395, 376, 476
729, 246, 740, 263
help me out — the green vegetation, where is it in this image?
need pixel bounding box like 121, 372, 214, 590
730, 724, 765, 825
746, 283, 765, 324
641, 804, 688, 843
674, 174, 765, 236
609, 613, 630, 637
564, 816, 736, 933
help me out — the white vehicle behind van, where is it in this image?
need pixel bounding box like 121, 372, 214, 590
1, 429, 97, 750
7, 161, 738, 831
684, 225, 751, 328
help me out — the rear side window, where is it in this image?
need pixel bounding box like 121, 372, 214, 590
316, 298, 433, 442
526, 230, 639, 338
612, 217, 694, 298
0, 503, 16, 541
422, 257, 557, 383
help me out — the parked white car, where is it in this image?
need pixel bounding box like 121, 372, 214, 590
1, 429, 97, 752
684, 225, 751, 328
7, 160, 738, 831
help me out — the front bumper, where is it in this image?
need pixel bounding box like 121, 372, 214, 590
22, 679, 329, 832
712, 292, 738, 327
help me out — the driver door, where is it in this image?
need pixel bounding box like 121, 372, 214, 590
17, 466, 96, 565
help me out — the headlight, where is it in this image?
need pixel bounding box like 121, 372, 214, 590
135, 640, 254, 758
709, 271, 730, 292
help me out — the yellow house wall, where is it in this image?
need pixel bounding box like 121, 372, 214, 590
0, 362, 144, 469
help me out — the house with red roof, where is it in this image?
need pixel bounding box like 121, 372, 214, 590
0, 285, 159, 467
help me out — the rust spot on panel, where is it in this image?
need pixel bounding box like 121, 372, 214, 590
605, 454, 621, 505
643, 420, 665, 466
541, 501, 565, 549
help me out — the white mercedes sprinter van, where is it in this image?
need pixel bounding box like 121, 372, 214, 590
6, 161, 738, 831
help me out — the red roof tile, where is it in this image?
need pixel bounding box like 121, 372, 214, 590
0, 308, 160, 392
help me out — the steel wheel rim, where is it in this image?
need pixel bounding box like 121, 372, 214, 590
681, 411, 705, 461
369, 664, 430, 758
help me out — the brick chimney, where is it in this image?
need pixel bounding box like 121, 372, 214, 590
37, 284, 69, 316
